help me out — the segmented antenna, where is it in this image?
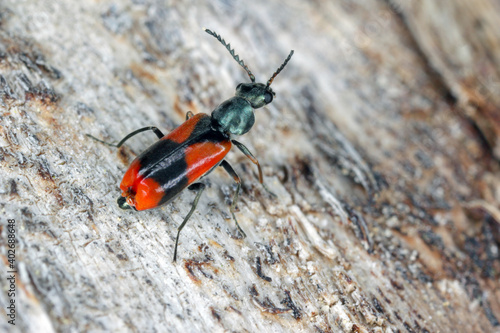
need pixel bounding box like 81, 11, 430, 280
267, 50, 294, 88
204, 28, 256, 82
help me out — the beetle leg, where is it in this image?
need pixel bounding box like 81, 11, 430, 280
173, 183, 206, 262
86, 126, 165, 148
231, 139, 277, 198
220, 160, 247, 238
186, 111, 194, 120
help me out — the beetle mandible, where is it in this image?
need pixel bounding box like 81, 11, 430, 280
88, 28, 293, 261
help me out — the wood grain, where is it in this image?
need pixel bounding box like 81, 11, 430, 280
1, 1, 499, 332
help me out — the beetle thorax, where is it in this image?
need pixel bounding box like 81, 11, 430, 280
211, 82, 274, 136
211, 96, 255, 136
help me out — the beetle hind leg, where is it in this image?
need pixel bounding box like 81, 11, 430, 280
87, 126, 165, 148
173, 183, 206, 262
220, 161, 247, 238
117, 196, 132, 210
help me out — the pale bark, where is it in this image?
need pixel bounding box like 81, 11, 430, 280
1, 1, 499, 332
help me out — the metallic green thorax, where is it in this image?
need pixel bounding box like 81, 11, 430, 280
212, 96, 255, 136
212, 83, 274, 136
205, 28, 293, 137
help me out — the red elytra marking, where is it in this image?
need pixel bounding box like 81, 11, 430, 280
166, 113, 208, 144
184, 140, 231, 184
120, 158, 141, 192
133, 177, 164, 210
119, 158, 164, 210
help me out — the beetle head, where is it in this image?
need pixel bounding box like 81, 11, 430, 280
205, 28, 293, 107
235, 82, 274, 109
205, 28, 293, 136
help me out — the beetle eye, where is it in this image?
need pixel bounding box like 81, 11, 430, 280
264, 91, 273, 104
236, 83, 243, 90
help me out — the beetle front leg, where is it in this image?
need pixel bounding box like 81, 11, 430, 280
173, 183, 206, 262
231, 139, 277, 198
220, 160, 247, 238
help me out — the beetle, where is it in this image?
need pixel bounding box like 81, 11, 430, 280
88, 28, 293, 261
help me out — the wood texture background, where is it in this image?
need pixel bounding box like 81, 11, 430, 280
1, 0, 499, 332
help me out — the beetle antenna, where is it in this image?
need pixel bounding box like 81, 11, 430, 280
205, 28, 256, 83
266, 50, 294, 88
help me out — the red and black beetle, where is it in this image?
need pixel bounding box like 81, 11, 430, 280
89, 29, 293, 261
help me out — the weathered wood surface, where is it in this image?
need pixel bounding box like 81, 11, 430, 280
1, 0, 499, 332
